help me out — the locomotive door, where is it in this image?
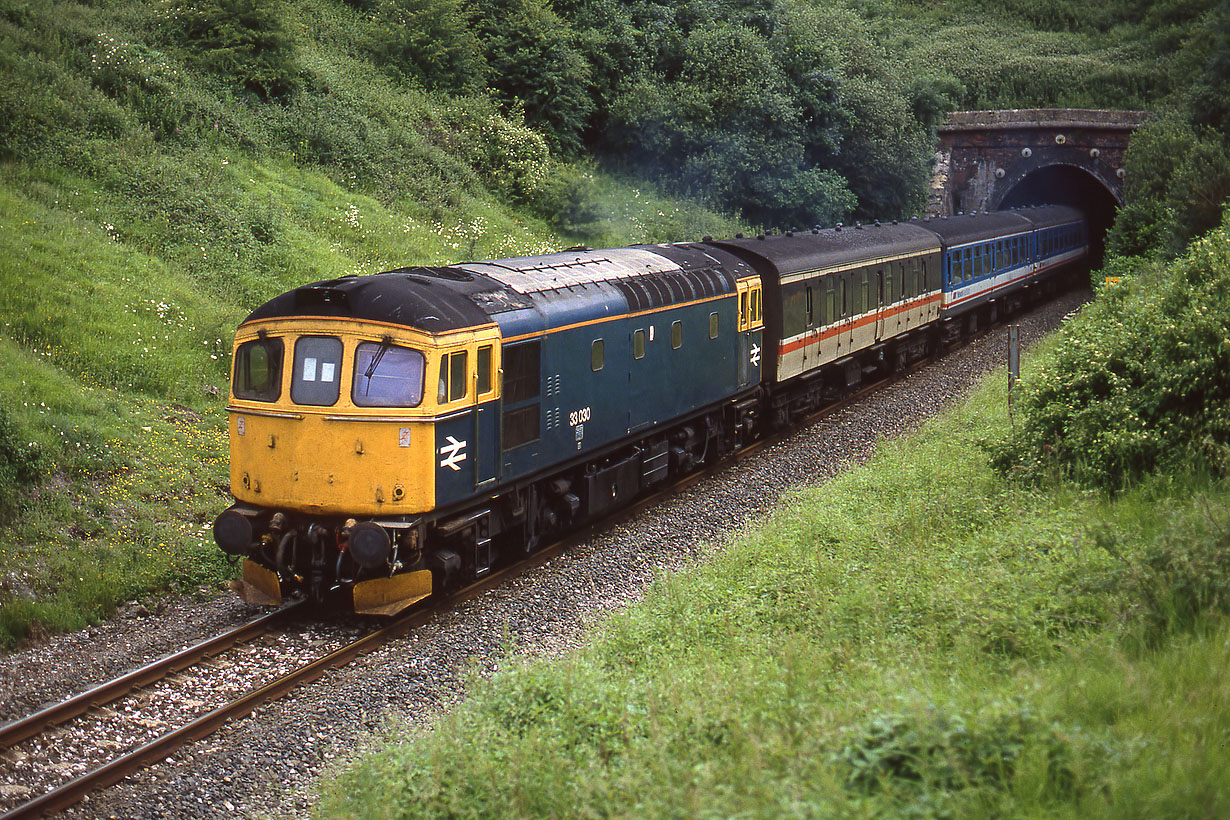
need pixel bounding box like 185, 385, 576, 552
473, 344, 497, 488
736, 278, 763, 389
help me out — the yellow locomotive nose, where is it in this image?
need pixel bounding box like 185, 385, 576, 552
220, 311, 500, 612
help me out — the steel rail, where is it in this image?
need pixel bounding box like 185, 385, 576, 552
0, 602, 306, 751
0, 536, 581, 820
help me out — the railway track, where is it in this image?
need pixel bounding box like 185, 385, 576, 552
0, 300, 1037, 820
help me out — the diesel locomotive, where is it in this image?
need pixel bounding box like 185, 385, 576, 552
213, 206, 1088, 614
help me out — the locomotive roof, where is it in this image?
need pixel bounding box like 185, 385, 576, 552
711, 222, 940, 276
457, 247, 683, 293
239, 245, 746, 336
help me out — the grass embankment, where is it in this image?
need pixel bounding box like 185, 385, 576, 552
317, 303, 1230, 816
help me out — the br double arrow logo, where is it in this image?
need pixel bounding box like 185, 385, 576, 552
438, 435, 468, 471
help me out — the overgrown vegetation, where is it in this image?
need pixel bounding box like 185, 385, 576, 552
316, 330, 1230, 818
992, 220, 1230, 488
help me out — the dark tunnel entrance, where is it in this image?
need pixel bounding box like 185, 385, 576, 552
996, 164, 1119, 270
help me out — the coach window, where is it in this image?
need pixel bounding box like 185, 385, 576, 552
839, 277, 848, 318
709, 312, 719, 339
855, 272, 867, 314
633, 328, 646, 360
591, 339, 604, 372
671, 321, 683, 349
823, 281, 835, 324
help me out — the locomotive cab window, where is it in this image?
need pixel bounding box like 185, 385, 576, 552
437, 350, 468, 404
291, 336, 343, 406
234, 337, 284, 402
751, 286, 762, 326
353, 341, 425, 407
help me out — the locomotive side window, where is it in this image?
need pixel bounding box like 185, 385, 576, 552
633, 329, 646, 360
502, 341, 540, 403
291, 335, 343, 407
671, 321, 683, 350
477, 345, 493, 395
353, 341, 425, 407
591, 339, 604, 372
709, 312, 719, 339
234, 337, 284, 402
437, 350, 468, 403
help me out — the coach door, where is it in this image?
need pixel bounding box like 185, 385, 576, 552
874, 267, 886, 340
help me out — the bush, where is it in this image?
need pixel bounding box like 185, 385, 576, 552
991, 221, 1230, 488
162, 0, 301, 102
1108, 112, 1230, 258
369, 0, 486, 94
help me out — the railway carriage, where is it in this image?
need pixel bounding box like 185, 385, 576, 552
215, 206, 1089, 615
927, 206, 1089, 337
712, 222, 944, 424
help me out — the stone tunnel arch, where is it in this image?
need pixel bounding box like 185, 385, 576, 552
931, 109, 1148, 268
995, 163, 1121, 267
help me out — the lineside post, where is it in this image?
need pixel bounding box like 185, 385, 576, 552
1007, 325, 1020, 428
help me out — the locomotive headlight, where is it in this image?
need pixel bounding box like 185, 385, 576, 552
213, 509, 254, 555
350, 522, 392, 569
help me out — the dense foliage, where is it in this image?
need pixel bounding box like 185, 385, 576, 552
3, 0, 1225, 233
992, 218, 1230, 488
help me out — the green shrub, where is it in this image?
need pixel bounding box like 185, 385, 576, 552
161, 0, 301, 102
991, 222, 1230, 488
369, 0, 486, 94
